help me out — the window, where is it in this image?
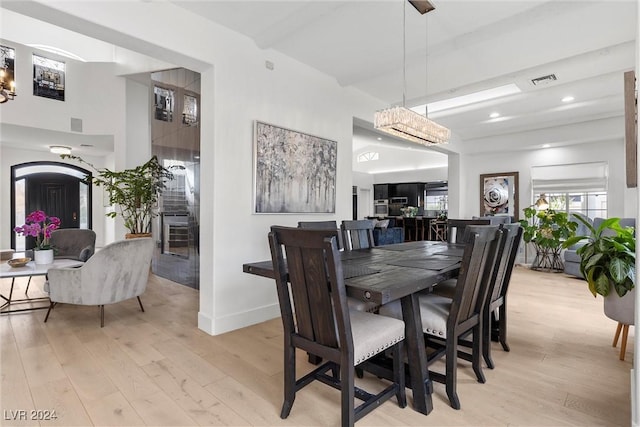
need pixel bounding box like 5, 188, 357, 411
357, 151, 379, 162
538, 192, 607, 220
531, 162, 608, 220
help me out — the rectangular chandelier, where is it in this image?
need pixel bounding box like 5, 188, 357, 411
374, 106, 450, 145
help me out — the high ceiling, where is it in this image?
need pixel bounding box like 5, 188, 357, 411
169, 0, 637, 173
1, 1, 637, 174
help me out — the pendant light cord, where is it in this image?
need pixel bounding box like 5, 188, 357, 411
402, 0, 406, 108
425, 10, 429, 118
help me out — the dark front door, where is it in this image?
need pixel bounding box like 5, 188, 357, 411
24, 173, 80, 248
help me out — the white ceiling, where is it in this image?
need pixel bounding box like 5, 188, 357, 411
169, 0, 637, 173
1, 1, 637, 174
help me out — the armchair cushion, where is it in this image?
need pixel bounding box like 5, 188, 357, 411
50, 229, 96, 261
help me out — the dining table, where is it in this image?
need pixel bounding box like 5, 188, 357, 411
243, 239, 464, 416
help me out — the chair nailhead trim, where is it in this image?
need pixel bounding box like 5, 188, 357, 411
355, 334, 404, 365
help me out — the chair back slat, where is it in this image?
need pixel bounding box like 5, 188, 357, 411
298, 220, 344, 250
341, 219, 375, 250
449, 225, 501, 330
269, 226, 352, 353
447, 219, 491, 243
490, 223, 523, 303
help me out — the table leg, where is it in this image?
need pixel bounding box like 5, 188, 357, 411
1, 277, 50, 314
0, 278, 16, 309
401, 292, 433, 415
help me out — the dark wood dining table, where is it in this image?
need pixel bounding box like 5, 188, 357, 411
242, 240, 464, 415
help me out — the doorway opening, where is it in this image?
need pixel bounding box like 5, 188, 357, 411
150, 68, 201, 289
11, 161, 92, 250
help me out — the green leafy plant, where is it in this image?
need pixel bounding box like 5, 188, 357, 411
62, 155, 173, 235
563, 216, 635, 297
519, 207, 578, 250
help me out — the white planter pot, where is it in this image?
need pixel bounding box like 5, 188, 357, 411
34, 249, 54, 265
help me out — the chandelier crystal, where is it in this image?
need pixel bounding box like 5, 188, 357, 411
375, 0, 449, 145
375, 106, 450, 145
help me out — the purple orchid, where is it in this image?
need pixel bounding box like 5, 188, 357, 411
14, 210, 61, 250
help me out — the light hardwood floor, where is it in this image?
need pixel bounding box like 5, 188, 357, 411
1, 266, 633, 426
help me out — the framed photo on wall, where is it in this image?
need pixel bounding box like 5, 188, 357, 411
480, 171, 519, 220
33, 54, 65, 101
254, 121, 337, 213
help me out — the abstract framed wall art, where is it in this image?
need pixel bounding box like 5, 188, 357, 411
254, 121, 337, 213
33, 54, 65, 101
480, 171, 519, 220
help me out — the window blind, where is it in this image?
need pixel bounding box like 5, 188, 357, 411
531, 162, 608, 193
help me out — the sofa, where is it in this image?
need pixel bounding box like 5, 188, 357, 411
371, 218, 404, 246
564, 216, 636, 278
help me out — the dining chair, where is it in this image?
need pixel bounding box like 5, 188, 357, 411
446, 219, 491, 243
380, 225, 501, 409
341, 220, 376, 250
298, 220, 344, 249
269, 226, 406, 426
485, 223, 522, 360
431, 223, 522, 368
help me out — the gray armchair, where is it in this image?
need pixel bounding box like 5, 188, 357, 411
50, 228, 97, 261
44, 237, 155, 327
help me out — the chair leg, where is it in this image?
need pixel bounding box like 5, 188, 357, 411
137, 296, 145, 312
613, 322, 623, 347
619, 324, 629, 361
472, 323, 486, 383
280, 339, 296, 419
499, 303, 510, 352
393, 341, 407, 408
341, 360, 355, 427
482, 308, 495, 370
445, 337, 461, 409
43, 301, 55, 323
100, 305, 105, 328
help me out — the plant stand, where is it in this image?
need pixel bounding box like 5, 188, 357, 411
531, 243, 564, 272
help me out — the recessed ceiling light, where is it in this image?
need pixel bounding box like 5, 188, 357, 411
489, 112, 500, 119
377, 137, 382, 141
562, 96, 575, 103
542, 144, 551, 148
49, 145, 71, 155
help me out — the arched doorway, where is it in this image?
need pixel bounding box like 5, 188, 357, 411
11, 161, 92, 250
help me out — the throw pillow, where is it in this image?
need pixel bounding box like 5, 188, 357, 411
375, 219, 390, 229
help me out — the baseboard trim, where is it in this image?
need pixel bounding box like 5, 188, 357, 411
198, 303, 281, 336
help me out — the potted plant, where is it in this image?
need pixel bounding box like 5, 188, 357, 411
14, 210, 61, 264
62, 155, 173, 237
562, 216, 635, 297
519, 207, 578, 271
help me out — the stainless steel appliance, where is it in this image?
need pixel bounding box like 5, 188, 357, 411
390, 197, 408, 204
373, 199, 389, 216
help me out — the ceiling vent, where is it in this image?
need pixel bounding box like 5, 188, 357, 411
531, 74, 557, 86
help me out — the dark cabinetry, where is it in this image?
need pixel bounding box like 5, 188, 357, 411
374, 184, 389, 200
395, 183, 425, 206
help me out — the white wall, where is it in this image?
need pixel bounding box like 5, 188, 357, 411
461, 139, 635, 220
12, 1, 388, 335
